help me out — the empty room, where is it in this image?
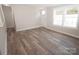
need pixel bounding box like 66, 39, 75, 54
0, 4, 79, 55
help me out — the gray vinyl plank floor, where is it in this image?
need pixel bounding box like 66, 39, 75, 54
7, 27, 79, 55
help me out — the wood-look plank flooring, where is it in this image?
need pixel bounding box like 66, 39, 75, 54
7, 27, 79, 55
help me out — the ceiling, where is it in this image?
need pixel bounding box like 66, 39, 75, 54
3, 4, 77, 8
4, 4, 65, 7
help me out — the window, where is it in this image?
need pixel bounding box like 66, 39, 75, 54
64, 14, 78, 28
53, 10, 63, 26
53, 15, 63, 26
53, 7, 78, 28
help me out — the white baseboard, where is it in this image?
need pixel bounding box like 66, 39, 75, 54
44, 26, 79, 39
16, 26, 79, 39
16, 26, 41, 31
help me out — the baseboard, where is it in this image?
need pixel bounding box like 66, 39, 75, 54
16, 26, 41, 31
44, 26, 79, 39
16, 26, 79, 39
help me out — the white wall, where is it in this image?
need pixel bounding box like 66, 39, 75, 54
44, 5, 79, 38
40, 8, 48, 26
12, 5, 41, 31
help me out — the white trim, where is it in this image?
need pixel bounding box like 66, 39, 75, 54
0, 5, 7, 55
16, 25, 79, 38
16, 26, 41, 31
44, 26, 79, 39
1, 5, 6, 28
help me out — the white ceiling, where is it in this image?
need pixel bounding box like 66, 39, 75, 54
5, 4, 77, 8
27, 4, 62, 6
8, 4, 65, 7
